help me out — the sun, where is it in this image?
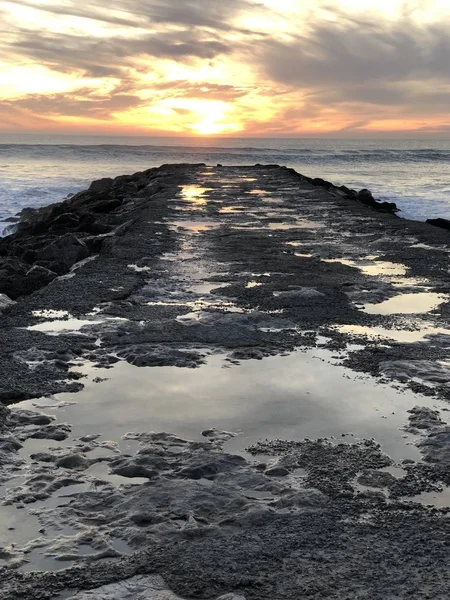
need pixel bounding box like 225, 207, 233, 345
157, 98, 241, 135
187, 100, 241, 135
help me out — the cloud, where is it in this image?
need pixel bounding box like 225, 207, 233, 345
8, 30, 232, 77
9, 91, 145, 119
260, 15, 450, 97
2, 0, 450, 134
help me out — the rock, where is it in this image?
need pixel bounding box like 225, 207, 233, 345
56, 453, 90, 470
48, 212, 80, 231
0, 436, 23, 452
10, 409, 54, 426
426, 218, 450, 231
0, 403, 10, 430
407, 406, 444, 430
354, 189, 397, 213
88, 177, 114, 193
36, 233, 89, 274
357, 470, 397, 489
0, 256, 28, 298
357, 189, 376, 205
0, 293, 15, 312
64, 575, 247, 600
177, 452, 246, 480
30, 452, 56, 463
265, 465, 289, 477
418, 428, 450, 464
379, 360, 450, 385
26, 264, 58, 286
26, 423, 71, 441
91, 199, 122, 214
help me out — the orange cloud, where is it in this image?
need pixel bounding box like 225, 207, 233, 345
1, 0, 450, 136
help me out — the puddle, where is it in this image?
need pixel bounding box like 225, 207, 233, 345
26, 318, 104, 334
267, 221, 323, 230
219, 206, 246, 214
324, 258, 408, 277
149, 298, 245, 314
286, 241, 308, 248
170, 220, 219, 233
247, 189, 272, 195
180, 186, 213, 204
0, 504, 42, 547
411, 487, 450, 507
246, 281, 263, 289
362, 292, 447, 315
128, 264, 151, 273
16, 350, 448, 464
186, 281, 229, 294
336, 324, 450, 344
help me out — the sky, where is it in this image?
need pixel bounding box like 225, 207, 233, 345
1, 0, 450, 137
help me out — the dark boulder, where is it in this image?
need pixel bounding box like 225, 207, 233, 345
426, 218, 450, 231
25, 265, 57, 287
48, 212, 80, 232
88, 178, 114, 193
36, 233, 89, 274
91, 198, 122, 214
0, 293, 15, 312
0, 257, 29, 298
77, 221, 111, 235
356, 189, 376, 206
311, 177, 334, 190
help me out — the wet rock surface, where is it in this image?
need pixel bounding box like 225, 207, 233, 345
2, 164, 450, 598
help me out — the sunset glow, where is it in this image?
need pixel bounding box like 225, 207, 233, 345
1, 0, 450, 136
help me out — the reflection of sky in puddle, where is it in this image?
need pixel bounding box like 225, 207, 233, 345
324, 257, 408, 277
187, 281, 229, 294
26, 314, 127, 335
363, 292, 447, 315
17, 350, 447, 463
411, 487, 450, 507
246, 281, 263, 288
170, 220, 219, 232
27, 317, 104, 334
336, 324, 450, 343
128, 264, 151, 272
148, 299, 243, 313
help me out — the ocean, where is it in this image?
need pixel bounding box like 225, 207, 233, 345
1, 135, 450, 234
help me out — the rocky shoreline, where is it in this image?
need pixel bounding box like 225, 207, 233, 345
1, 164, 450, 598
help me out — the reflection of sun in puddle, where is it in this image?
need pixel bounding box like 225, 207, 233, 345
362, 292, 447, 315
219, 206, 246, 214
247, 189, 272, 195
180, 186, 213, 205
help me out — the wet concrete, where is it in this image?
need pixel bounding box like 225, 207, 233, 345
2, 164, 450, 598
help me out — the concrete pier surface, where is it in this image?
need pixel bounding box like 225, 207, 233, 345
1, 164, 450, 599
